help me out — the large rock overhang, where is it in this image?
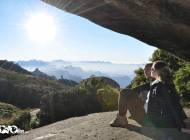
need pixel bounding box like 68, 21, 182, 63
42, 0, 190, 62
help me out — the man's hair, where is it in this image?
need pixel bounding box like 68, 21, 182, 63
144, 63, 153, 68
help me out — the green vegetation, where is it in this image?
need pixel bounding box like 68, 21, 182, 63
0, 68, 71, 108
0, 102, 31, 138
30, 117, 40, 129
39, 87, 99, 125
0, 102, 30, 126
96, 87, 119, 111
128, 68, 149, 88
39, 77, 119, 125
58, 76, 78, 86
0, 102, 30, 133
79, 76, 120, 92
174, 64, 190, 105
150, 49, 185, 72
79, 76, 119, 111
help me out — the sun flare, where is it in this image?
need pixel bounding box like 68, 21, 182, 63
24, 13, 56, 43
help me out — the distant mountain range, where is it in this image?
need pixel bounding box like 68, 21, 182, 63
17, 59, 145, 88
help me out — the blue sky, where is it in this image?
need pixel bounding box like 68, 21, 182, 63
0, 0, 156, 64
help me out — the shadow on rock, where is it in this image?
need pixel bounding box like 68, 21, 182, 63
125, 124, 190, 140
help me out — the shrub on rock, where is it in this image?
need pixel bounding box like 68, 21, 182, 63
96, 87, 118, 111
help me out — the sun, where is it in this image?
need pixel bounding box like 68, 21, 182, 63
24, 13, 56, 43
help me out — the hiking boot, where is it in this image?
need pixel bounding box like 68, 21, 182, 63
110, 114, 128, 128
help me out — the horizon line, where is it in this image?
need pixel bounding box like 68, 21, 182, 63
14, 59, 148, 65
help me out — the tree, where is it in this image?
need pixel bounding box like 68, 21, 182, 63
128, 68, 148, 88
174, 64, 190, 102
150, 49, 185, 72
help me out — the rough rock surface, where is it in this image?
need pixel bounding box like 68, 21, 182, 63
7, 110, 190, 140
42, 0, 190, 61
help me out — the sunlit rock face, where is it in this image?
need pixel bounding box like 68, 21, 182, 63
42, 0, 190, 61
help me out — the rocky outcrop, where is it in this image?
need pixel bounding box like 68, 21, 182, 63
7, 110, 190, 140
42, 0, 190, 61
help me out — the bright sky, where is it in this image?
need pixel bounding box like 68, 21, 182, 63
0, 0, 156, 64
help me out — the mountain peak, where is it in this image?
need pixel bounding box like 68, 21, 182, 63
0, 60, 31, 74
32, 68, 56, 80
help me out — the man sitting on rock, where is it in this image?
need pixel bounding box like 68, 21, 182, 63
110, 63, 154, 127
